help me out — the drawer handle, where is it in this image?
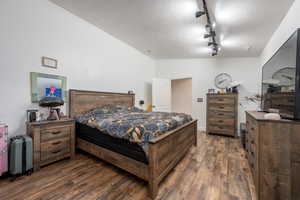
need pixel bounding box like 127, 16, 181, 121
52, 131, 61, 135
218, 120, 224, 123
251, 127, 255, 131
219, 106, 224, 109
218, 126, 224, 129
52, 141, 62, 145
218, 113, 224, 116
218, 99, 224, 101
51, 150, 62, 154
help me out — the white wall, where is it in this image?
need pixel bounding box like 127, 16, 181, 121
171, 78, 192, 115
156, 58, 261, 130
261, 0, 300, 66
0, 0, 155, 137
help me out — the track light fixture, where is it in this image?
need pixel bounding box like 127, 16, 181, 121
204, 31, 216, 39
195, 11, 205, 18
205, 24, 211, 29
195, 0, 220, 56
208, 42, 217, 46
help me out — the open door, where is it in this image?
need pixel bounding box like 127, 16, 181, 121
152, 78, 171, 112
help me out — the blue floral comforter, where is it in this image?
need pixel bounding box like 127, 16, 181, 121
75, 106, 193, 154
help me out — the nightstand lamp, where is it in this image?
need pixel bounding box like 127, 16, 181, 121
39, 96, 64, 120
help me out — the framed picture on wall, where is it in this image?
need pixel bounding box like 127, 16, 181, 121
41, 56, 58, 69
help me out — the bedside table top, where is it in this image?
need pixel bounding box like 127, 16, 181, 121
27, 118, 74, 126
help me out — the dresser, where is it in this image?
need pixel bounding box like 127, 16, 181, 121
27, 119, 75, 171
206, 93, 238, 137
245, 111, 300, 200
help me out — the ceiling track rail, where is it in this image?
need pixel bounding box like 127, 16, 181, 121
197, 0, 219, 56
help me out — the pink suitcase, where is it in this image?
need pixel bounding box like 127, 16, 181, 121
0, 123, 8, 176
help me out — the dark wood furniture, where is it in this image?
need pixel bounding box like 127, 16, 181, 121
206, 93, 238, 137
245, 111, 300, 200
27, 119, 75, 171
69, 89, 197, 199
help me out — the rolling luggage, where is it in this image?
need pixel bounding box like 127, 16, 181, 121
0, 123, 8, 176
9, 135, 33, 177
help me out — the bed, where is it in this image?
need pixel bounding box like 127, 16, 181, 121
69, 89, 198, 199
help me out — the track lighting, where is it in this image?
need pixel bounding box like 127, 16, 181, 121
205, 24, 211, 33
212, 46, 218, 56
196, 0, 219, 56
204, 31, 216, 39
208, 42, 217, 46
195, 11, 205, 18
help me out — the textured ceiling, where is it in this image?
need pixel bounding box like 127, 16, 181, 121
51, 0, 294, 58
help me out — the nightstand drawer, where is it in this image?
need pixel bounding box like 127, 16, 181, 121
41, 137, 70, 162
41, 126, 70, 142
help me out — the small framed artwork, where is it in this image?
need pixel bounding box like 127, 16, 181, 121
41, 56, 57, 69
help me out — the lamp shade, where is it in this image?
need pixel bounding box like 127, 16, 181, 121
39, 96, 64, 107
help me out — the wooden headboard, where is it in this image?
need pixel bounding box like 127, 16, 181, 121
69, 89, 135, 118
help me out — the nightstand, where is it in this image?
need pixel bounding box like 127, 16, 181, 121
27, 119, 75, 171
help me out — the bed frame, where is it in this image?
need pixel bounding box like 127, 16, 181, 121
69, 89, 197, 199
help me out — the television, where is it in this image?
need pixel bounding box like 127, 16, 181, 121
262, 29, 300, 120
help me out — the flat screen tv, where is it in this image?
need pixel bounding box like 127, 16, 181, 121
262, 29, 300, 120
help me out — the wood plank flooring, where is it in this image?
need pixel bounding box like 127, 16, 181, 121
0, 133, 256, 200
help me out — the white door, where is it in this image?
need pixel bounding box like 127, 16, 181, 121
152, 78, 171, 112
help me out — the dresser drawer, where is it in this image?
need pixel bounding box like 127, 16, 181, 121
41, 137, 70, 162
41, 126, 70, 142
208, 110, 234, 118
208, 125, 235, 136
246, 116, 259, 144
249, 143, 257, 162
209, 104, 234, 112
208, 118, 235, 126
208, 97, 235, 105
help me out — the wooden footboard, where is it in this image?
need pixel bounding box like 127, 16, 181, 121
148, 120, 198, 198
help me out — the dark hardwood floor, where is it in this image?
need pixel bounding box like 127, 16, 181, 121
0, 133, 256, 200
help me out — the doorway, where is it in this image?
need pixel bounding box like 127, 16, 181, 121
171, 78, 192, 115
